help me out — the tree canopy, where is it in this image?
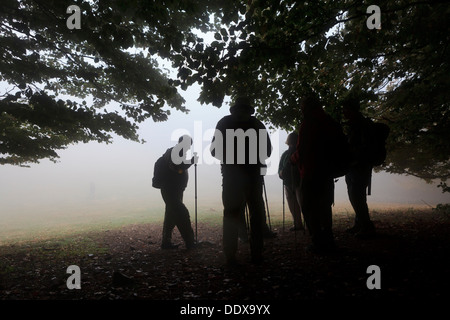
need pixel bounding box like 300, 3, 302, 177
1, 0, 448, 191
1, 0, 221, 164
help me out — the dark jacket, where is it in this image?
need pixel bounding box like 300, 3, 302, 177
291, 108, 343, 179
279, 146, 300, 188
161, 147, 193, 190
345, 113, 374, 167
210, 114, 272, 174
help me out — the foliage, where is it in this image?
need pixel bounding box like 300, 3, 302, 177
173, 0, 450, 190
433, 203, 450, 215
0, 0, 220, 165
1, 0, 448, 191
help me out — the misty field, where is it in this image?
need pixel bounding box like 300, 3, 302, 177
0, 201, 437, 245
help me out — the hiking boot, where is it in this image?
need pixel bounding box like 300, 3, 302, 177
263, 230, 277, 239
355, 226, 376, 239
225, 255, 239, 267
161, 243, 179, 250
186, 242, 197, 250
354, 221, 375, 238
251, 253, 264, 265
346, 225, 360, 234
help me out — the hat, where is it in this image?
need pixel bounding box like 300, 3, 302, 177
230, 96, 255, 115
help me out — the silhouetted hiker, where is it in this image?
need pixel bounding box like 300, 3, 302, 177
210, 96, 272, 265
342, 98, 377, 238
279, 132, 304, 231
153, 135, 198, 250
291, 94, 343, 253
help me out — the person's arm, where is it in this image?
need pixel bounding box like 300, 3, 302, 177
210, 118, 226, 161
290, 125, 302, 165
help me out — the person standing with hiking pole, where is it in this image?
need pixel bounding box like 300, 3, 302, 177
291, 94, 344, 254
279, 132, 304, 232
342, 98, 388, 239
152, 135, 199, 250
210, 96, 272, 265
193, 151, 198, 244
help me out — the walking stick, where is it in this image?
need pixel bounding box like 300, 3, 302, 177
245, 204, 250, 236
262, 176, 272, 231
282, 181, 285, 232
194, 152, 198, 244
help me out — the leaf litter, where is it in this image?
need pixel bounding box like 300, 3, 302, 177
0, 209, 449, 300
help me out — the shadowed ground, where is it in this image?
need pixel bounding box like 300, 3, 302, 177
0, 208, 449, 304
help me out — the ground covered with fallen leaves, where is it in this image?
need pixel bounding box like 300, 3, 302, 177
0, 209, 449, 305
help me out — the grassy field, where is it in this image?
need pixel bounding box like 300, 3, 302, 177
1, 202, 448, 302
0, 200, 434, 246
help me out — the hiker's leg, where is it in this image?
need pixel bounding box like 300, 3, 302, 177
238, 206, 248, 241
295, 184, 305, 229
222, 170, 245, 263
317, 178, 335, 249
246, 175, 265, 262
161, 188, 176, 246
285, 185, 302, 229
172, 189, 195, 248
300, 177, 319, 242
346, 172, 362, 230
347, 166, 373, 231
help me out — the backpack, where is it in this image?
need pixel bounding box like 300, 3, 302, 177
325, 119, 352, 179
279, 149, 300, 187
366, 121, 390, 166
152, 155, 169, 189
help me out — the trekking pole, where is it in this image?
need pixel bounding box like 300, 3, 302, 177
290, 166, 298, 247
245, 203, 250, 239
282, 181, 285, 233
194, 152, 198, 244
262, 176, 272, 231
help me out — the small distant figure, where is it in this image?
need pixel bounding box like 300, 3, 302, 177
210, 96, 272, 265
342, 98, 377, 238
152, 135, 198, 250
279, 132, 303, 231
291, 94, 344, 253
88, 182, 96, 201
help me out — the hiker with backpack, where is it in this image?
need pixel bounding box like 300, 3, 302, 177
152, 135, 198, 250
279, 132, 304, 231
291, 94, 346, 254
342, 98, 389, 238
210, 96, 272, 265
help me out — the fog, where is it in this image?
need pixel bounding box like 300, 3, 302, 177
0, 85, 448, 241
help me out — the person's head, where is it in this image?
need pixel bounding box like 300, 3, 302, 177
178, 134, 193, 145
300, 94, 322, 117
342, 97, 361, 121
229, 96, 255, 117
176, 134, 193, 156
285, 132, 298, 147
